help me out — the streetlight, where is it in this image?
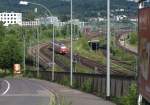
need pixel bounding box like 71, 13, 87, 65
106, 0, 110, 99
70, 0, 73, 86
21, 27, 26, 74
19, 1, 55, 80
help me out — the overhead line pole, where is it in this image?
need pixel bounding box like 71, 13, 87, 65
23, 28, 26, 74
19, 1, 55, 80
52, 24, 55, 81
70, 0, 73, 86
106, 0, 111, 98
37, 26, 40, 77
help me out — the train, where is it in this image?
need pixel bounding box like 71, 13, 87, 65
49, 41, 69, 54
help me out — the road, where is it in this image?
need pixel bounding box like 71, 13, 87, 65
0, 78, 116, 105
0, 78, 52, 105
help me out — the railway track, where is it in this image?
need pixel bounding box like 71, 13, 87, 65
28, 39, 135, 76
59, 37, 135, 75
48, 45, 134, 76
102, 50, 135, 71
28, 43, 51, 69
116, 31, 137, 55
40, 44, 70, 72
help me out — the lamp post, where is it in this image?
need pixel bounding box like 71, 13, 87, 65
19, 1, 55, 80
106, 0, 110, 99
70, 0, 73, 86
22, 27, 26, 74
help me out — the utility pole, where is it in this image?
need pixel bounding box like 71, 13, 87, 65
52, 25, 55, 81
106, 0, 111, 99
37, 26, 40, 77
24, 33, 26, 73
70, 0, 73, 86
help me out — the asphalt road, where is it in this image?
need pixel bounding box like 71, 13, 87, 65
0, 78, 51, 105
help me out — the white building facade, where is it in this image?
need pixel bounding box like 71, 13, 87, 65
22, 20, 39, 27
0, 12, 22, 26
36, 16, 60, 26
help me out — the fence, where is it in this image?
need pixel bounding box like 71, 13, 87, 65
28, 70, 136, 98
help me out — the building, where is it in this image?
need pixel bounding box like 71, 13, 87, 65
68, 19, 86, 29
115, 15, 127, 21
0, 12, 22, 26
89, 17, 105, 22
22, 20, 40, 27
36, 16, 60, 26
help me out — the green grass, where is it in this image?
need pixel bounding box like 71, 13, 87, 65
71, 37, 106, 64
55, 53, 94, 73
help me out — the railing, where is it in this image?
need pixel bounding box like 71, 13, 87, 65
28, 70, 135, 97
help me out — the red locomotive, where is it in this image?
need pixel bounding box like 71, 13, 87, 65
49, 41, 69, 54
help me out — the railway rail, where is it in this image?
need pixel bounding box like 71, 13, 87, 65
28, 43, 51, 69
116, 31, 138, 55
48, 44, 134, 76
28, 35, 135, 76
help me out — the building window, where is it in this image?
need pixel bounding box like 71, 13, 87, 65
7, 21, 9, 23
14, 21, 16, 23
4, 14, 6, 16
11, 21, 13, 23
14, 14, 16, 16
7, 14, 9, 16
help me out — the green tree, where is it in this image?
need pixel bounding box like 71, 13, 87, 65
0, 36, 23, 70
129, 32, 138, 45
0, 22, 5, 40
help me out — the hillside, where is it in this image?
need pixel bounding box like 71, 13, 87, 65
0, 0, 139, 20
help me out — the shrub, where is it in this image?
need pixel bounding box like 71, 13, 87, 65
129, 32, 137, 45
113, 83, 138, 105
60, 77, 70, 86
81, 79, 92, 93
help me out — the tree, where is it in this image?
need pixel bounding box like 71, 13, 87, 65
129, 32, 137, 45
0, 36, 23, 71
0, 22, 5, 41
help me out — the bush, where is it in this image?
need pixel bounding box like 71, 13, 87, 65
60, 77, 70, 86
113, 83, 138, 105
72, 80, 80, 89
81, 79, 92, 93
129, 32, 137, 45
25, 70, 34, 78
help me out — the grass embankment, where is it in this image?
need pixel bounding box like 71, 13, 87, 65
73, 37, 105, 64
111, 35, 136, 72
69, 36, 136, 72
55, 53, 93, 73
